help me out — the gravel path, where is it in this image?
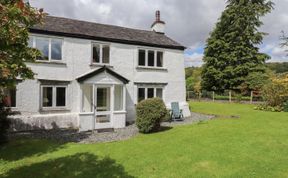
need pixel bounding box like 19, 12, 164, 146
9, 112, 214, 144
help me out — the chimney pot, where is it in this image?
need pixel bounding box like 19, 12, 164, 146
156, 10, 160, 21
151, 10, 165, 34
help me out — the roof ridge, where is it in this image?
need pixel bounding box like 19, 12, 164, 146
46, 15, 156, 34
31, 15, 185, 50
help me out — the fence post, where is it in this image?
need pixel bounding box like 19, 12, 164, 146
212, 91, 215, 102
198, 92, 201, 101
229, 90, 232, 103
250, 91, 253, 104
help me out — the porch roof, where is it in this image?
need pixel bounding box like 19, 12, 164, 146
76, 66, 129, 84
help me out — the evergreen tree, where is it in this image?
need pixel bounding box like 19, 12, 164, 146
201, 0, 274, 92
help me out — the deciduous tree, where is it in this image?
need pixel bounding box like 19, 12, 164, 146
0, 0, 45, 143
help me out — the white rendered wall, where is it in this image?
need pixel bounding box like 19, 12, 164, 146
14, 33, 190, 131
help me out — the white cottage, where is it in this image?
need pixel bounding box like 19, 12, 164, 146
8, 11, 190, 131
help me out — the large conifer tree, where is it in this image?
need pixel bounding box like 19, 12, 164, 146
201, 0, 273, 92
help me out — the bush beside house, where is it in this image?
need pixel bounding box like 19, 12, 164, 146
136, 98, 168, 133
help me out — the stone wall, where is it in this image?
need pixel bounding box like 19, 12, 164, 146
9, 113, 79, 132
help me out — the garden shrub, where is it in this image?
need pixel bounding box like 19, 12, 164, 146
255, 74, 288, 112
262, 82, 288, 107
136, 98, 168, 133
254, 104, 283, 112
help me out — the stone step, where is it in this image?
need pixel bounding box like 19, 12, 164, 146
95, 128, 114, 133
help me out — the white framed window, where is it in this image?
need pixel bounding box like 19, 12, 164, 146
3, 87, 16, 108
137, 87, 163, 103
29, 35, 63, 61
92, 43, 110, 64
138, 49, 164, 68
41, 85, 67, 109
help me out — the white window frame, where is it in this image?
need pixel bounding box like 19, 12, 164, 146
91, 42, 111, 65
137, 86, 164, 103
29, 35, 64, 62
41, 85, 67, 109
137, 48, 164, 68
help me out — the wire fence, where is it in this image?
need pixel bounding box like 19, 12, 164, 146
187, 90, 264, 104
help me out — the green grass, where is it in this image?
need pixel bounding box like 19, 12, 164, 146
1, 102, 288, 178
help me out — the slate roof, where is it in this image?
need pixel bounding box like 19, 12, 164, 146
30, 16, 185, 50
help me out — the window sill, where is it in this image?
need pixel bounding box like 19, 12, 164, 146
79, 112, 94, 115
39, 108, 70, 112
90, 63, 113, 68
28, 61, 67, 66
113, 111, 127, 114
136, 66, 168, 71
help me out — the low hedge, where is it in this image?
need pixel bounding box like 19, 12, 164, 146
136, 98, 168, 133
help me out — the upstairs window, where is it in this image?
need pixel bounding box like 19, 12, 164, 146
92, 44, 100, 63
138, 49, 164, 68
148, 50, 155, 67
157, 51, 163, 67
92, 43, 110, 64
35, 37, 49, 60
29, 36, 63, 61
138, 50, 146, 66
51, 39, 62, 60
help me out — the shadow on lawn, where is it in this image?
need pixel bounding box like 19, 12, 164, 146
0, 139, 65, 162
158, 126, 173, 132
2, 153, 135, 178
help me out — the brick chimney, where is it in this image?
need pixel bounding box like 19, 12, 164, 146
151, 10, 165, 34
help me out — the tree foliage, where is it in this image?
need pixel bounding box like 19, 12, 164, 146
0, 0, 45, 88
261, 73, 288, 108
0, 0, 45, 143
185, 67, 202, 92
201, 0, 273, 92
266, 62, 288, 74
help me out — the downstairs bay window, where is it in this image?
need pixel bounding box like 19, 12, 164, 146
137, 87, 164, 103
41, 85, 67, 109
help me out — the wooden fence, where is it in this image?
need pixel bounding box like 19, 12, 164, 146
187, 90, 263, 104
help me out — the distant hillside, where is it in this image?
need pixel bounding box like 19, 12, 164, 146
266, 62, 288, 73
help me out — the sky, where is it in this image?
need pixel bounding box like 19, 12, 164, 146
29, 0, 288, 67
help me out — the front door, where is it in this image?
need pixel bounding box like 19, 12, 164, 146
94, 86, 112, 129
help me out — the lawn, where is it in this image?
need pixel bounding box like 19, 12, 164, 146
1, 102, 288, 178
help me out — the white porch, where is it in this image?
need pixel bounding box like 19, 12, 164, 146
77, 66, 129, 131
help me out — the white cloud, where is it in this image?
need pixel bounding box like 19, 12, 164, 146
261, 43, 288, 62
184, 52, 204, 67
